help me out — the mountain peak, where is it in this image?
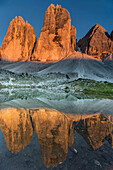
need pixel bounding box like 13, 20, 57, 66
78, 24, 113, 59
18, 16, 24, 20
94, 23, 103, 28
94, 24, 108, 34
56, 4, 61, 8
47, 3, 55, 9
13, 16, 25, 24
0, 16, 36, 61
31, 4, 76, 62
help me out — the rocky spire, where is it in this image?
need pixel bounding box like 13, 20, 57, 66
0, 16, 36, 61
31, 4, 76, 62
78, 24, 113, 59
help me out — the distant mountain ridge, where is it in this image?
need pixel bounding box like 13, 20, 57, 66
0, 4, 76, 62
78, 24, 113, 59
0, 4, 113, 62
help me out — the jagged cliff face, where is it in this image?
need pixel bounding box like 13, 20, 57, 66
76, 114, 113, 150
0, 108, 113, 167
0, 108, 33, 153
78, 24, 113, 59
30, 108, 74, 168
110, 31, 113, 41
0, 108, 74, 167
0, 5, 113, 62
31, 4, 76, 62
0, 16, 36, 62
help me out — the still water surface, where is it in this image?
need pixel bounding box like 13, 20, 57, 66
0, 107, 113, 170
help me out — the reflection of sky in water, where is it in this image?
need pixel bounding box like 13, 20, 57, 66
0, 108, 113, 169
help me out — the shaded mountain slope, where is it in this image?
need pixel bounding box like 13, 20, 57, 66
38, 52, 113, 82
0, 61, 52, 73
102, 53, 113, 72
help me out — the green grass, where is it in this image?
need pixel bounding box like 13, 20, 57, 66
0, 75, 113, 99
63, 79, 113, 99
0, 84, 7, 89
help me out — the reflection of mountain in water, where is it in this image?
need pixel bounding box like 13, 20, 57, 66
0, 108, 33, 154
75, 114, 113, 150
0, 108, 113, 168
30, 109, 74, 168
0, 108, 74, 168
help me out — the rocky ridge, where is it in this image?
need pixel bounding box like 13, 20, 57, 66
0, 4, 113, 62
78, 24, 113, 59
0, 107, 113, 167
31, 4, 76, 62
0, 16, 36, 62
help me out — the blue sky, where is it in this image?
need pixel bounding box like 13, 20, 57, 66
0, 0, 113, 46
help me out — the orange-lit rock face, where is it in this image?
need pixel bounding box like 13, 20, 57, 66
31, 4, 76, 62
78, 24, 113, 59
30, 108, 74, 168
0, 108, 33, 153
0, 16, 36, 62
0, 108, 74, 167
71, 26, 77, 52
0, 108, 113, 168
76, 114, 113, 150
